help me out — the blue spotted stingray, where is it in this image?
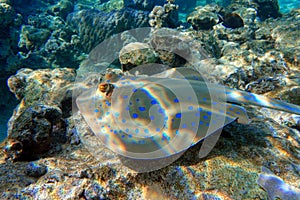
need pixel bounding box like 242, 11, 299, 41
76, 68, 300, 159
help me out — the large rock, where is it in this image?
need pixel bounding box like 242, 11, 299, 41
5, 68, 76, 161
187, 5, 223, 30
5, 104, 66, 161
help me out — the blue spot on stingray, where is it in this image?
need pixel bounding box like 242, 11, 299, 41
105, 100, 111, 106
135, 128, 139, 134
136, 98, 140, 102
151, 100, 157, 105
125, 128, 129, 132
195, 112, 200, 117
139, 107, 146, 111
158, 108, 164, 114
205, 123, 209, 126
174, 98, 179, 103
203, 115, 208, 120
191, 122, 196, 127
128, 134, 132, 138
114, 130, 118, 134
150, 115, 155, 120
106, 112, 110, 115
144, 129, 149, 134
156, 127, 160, 132
188, 106, 193, 110
121, 135, 125, 138
122, 119, 126, 123
236, 111, 241, 115
176, 113, 182, 118
114, 112, 120, 117
125, 106, 130, 111
207, 111, 212, 115
132, 88, 138, 92
94, 109, 99, 113
229, 107, 234, 111
188, 96, 192, 100
182, 124, 187, 128
212, 102, 218, 105
202, 98, 207, 101
162, 132, 170, 141
123, 95, 128, 99
198, 107, 203, 111
132, 113, 139, 118
139, 140, 145, 144
176, 130, 179, 135
199, 121, 204, 125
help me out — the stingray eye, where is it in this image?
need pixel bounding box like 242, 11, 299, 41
99, 83, 108, 93
98, 83, 115, 98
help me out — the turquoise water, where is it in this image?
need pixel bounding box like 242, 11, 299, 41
0, 82, 17, 143
278, 0, 300, 13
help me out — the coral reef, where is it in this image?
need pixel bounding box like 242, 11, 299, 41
0, 2, 22, 76
48, 0, 74, 19
149, 0, 179, 28
149, 28, 193, 67
0, 0, 299, 199
67, 8, 150, 53
187, 4, 222, 30
97, 0, 124, 12
1, 79, 299, 198
18, 13, 84, 69
18, 25, 51, 50
4, 68, 76, 160
0, 2, 16, 27
5, 104, 66, 161
119, 42, 159, 71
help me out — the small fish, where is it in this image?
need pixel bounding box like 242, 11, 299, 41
218, 13, 244, 29
76, 68, 300, 160
257, 166, 300, 200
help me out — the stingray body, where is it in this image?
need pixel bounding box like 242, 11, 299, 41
76, 68, 300, 159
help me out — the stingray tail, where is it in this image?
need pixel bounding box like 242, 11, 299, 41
225, 88, 300, 115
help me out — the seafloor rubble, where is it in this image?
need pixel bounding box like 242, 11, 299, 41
1, 0, 300, 199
